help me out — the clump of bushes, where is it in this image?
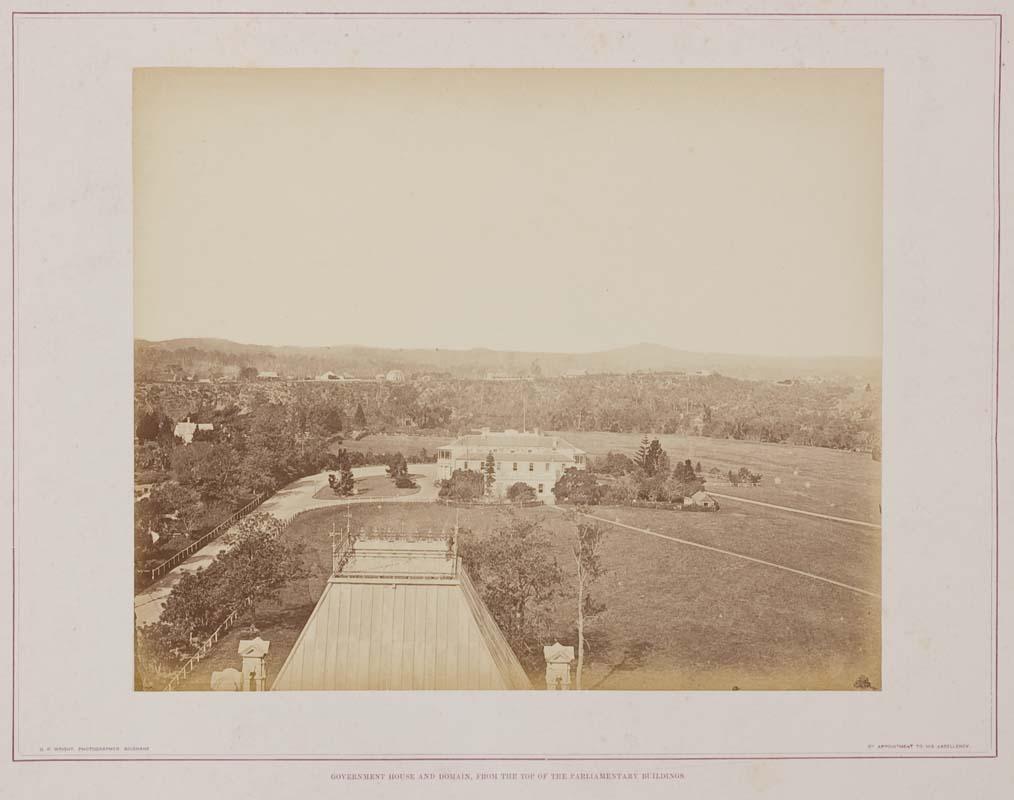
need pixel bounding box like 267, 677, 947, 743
438, 469, 484, 502
727, 467, 763, 487
506, 482, 537, 503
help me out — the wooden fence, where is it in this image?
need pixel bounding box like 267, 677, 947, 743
164, 607, 241, 691
436, 498, 544, 509
143, 493, 268, 585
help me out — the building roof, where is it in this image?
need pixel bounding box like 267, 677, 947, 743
271, 537, 531, 691
441, 431, 584, 455
444, 451, 581, 464
173, 421, 213, 444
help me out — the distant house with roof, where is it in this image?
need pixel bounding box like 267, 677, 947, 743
683, 490, 719, 510
561, 368, 589, 378
436, 429, 586, 504
271, 534, 530, 691
257, 370, 280, 380
173, 420, 214, 444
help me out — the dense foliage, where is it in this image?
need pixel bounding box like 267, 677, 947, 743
134, 400, 340, 579
565, 442, 724, 506
438, 469, 485, 502
135, 513, 305, 688
136, 370, 880, 452
458, 516, 563, 671
506, 482, 537, 503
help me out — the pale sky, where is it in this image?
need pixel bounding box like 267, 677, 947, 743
134, 69, 882, 358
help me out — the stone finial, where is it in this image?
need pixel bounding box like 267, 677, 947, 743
238, 637, 270, 691
544, 641, 575, 690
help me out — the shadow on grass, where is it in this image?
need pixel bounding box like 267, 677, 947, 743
587, 638, 656, 690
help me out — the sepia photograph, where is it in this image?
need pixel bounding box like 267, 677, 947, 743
131, 67, 883, 693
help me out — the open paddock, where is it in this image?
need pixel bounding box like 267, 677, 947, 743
180, 497, 880, 691
555, 430, 881, 524
331, 433, 450, 459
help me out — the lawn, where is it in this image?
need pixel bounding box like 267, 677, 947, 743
181, 500, 880, 691
335, 431, 881, 522
332, 433, 451, 458
553, 430, 882, 524
311, 473, 422, 501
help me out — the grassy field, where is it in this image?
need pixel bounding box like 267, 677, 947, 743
332, 433, 450, 458
554, 430, 881, 524
336, 430, 880, 521
311, 473, 422, 501
182, 497, 880, 691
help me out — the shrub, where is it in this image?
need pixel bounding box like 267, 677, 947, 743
506, 482, 537, 503
552, 468, 603, 505
603, 481, 634, 505
395, 475, 418, 489
590, 451, 636, 476
438, 469, 484, 502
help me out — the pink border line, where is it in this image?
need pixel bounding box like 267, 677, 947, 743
8, 9, 1003, 764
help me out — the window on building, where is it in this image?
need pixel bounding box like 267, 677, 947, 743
529, 463, 534, 472
512, 462, 518, 471
538, 483, 544, 494
464, 462, 468, 471
544, 463, 550, 471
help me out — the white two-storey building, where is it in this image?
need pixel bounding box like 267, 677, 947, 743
436, 429, 587, 504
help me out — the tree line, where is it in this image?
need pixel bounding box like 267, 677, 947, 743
133, 400, 342, 583
135, 513, 304, 689
553, 437, 759, 506
136, 371, 881, 453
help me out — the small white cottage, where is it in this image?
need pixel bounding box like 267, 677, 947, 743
683, 490, 719, 510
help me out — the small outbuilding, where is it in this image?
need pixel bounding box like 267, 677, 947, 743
683, 490, 719, 511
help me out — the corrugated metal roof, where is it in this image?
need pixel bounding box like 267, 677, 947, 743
271, 539, 531, 691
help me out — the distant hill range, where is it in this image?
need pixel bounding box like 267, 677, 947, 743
135, 338, 881, 382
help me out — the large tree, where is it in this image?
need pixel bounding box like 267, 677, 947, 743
148, 481, 205, 539
483, 451, 497, 496
438, 469, 484, 502
170, 441, 240, 503
333, 462, 356, 496
219, 513, 306, 631
643, 439, 667, 476
634, 435, 651, 471
386, 452, 409, 481
552, 468, 603, 505
158, 564, 229, 643
353, 403, 368, 428
506, 482, 536, 503
458, 516, 563, 668
571, 519, 607, 690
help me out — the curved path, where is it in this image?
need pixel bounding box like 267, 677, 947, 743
707, 492, 881, 529
134, 464, 440, 627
